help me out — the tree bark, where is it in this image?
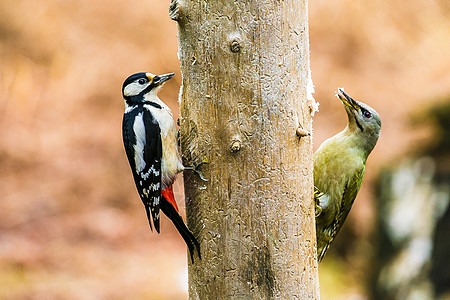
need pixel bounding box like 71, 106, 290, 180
171, 0, 319, 298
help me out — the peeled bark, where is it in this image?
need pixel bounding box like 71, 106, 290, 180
171, 0, 319, 298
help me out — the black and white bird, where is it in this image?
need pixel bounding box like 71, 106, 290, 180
121, 72, 203, 261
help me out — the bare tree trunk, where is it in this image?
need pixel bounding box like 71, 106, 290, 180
170, 0, 319, 298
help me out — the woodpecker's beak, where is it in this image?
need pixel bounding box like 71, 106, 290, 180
151, 73, 175, 86
336, 88, 360, 110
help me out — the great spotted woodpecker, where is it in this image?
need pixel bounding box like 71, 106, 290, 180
314, 88, 381, 262
121, 72, 205, 261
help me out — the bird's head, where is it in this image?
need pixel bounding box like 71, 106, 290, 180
336, 88, 381, 150
122, 72, 175, 105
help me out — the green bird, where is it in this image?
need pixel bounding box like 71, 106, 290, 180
314, 88, 381, 262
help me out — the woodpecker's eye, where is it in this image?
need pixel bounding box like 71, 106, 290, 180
363, 110, 371, 118
138, 78, 147, 85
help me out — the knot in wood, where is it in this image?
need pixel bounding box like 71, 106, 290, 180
296, 127, 310, 138
230, 40, 241, 53
230, 140, 241, 152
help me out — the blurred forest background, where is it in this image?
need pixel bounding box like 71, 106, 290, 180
0, 0, 449, 299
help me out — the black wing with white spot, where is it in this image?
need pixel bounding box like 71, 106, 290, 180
122, 106, 163, 232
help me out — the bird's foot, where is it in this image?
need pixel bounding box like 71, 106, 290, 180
185, 158, 210, 182
315, 203, 322, 217
314, 186, 323, 217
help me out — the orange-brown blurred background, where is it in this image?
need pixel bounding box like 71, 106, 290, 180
0, 0, 449, 299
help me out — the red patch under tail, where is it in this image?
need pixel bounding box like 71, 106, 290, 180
161, 186, 179, 212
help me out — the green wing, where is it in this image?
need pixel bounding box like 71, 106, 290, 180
317, 167, 365, 262
334, 166, 365, 236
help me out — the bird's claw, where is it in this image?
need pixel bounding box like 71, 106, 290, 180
186, 158, 210, 182
315, 203, 322, 217
314, 186, 323, 217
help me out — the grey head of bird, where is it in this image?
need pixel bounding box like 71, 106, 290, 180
122, 72, 175, 106
336, 88, 381, 154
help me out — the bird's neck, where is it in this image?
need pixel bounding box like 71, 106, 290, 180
143, 92, 169, 110
342, 126, 379, 158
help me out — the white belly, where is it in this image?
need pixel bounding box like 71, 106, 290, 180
144, 104, 183, 187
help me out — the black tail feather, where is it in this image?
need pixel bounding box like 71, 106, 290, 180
160, 197, 201, 262
144, 205, 154, 232
144, 204, 161, 233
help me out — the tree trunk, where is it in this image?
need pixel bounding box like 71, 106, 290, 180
170, 0, 319, 298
